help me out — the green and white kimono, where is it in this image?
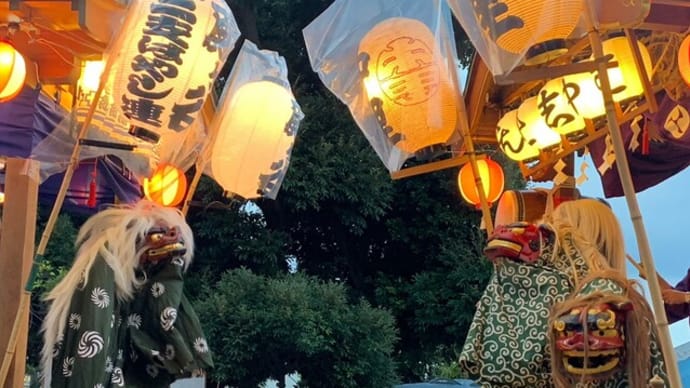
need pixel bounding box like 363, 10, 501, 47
49, 256, 212, 387
49, 257, 129, 387
459, 233, 589, 387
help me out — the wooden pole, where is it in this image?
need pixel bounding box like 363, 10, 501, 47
584, 2, 681, 386
0, 159, 39, 388
181, 99, 218, 216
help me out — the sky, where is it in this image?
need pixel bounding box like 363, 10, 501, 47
564, 156, 690, 347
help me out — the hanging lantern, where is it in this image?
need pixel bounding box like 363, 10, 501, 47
601, 35, 653, 103
143, 164, 187, 207
496, 108, 540, 162
562, 70, 606, 119
0, 41, 26, 102
678, 34, 690, 87
358, 17, 457, 154
537, 76, 587, 139
467, 1, 582, 63
517, 96, 561, 150
210, 79, 301, 199
458, 158, 505, 208
109, 0, 239, 141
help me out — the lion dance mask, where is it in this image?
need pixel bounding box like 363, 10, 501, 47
549, 271, 668, 388
41, 200, 212, 387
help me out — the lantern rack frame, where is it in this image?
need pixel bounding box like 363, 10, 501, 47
518, 93, 660, 179
390, 153, 486, 180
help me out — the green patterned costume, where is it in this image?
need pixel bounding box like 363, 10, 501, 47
459, 233, 589, 387
48, 256, 212, 387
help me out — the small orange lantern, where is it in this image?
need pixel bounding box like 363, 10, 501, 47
458, 158, 505, 208
143, 164, 187, 207
0, 41, 25, 102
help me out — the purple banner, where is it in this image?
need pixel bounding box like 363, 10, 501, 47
0, 85, 41, 158
590, 92, 690, 197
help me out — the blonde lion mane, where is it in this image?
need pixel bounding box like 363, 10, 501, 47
40, 200, 194, 386
542, 198, 627, 285
549, 270, 655, 388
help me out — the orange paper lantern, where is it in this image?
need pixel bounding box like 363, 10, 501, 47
359, 17, 457, 153
0, 42, 25, 102
143, 164, 187, 207
458, 158, 505, 208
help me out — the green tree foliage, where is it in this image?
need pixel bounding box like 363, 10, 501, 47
185, 0, 527, 382
195, 268, 398, 388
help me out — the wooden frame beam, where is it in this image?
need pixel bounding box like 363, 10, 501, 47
390, 154, 486, 180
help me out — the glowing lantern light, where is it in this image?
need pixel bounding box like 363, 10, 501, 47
458, 158, 505, 208
210, 80, 301, 199
468, 1, 582, 63
562, 70, 606, 119
678, 34, 690, 87
537, 77, 587, 139
517, 96, 561, 150
358, 17, 457, 153
143, 164, 187, 207
496, 109, 540, 162
601, 35, 653, 103
109, 0, 239, 140
78, 60, 105, 94
0, 41, 26, 102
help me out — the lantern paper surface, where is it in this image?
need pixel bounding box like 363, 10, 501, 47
458, 158, 505, 207
31, 0, 239, 180
562, 70, 606, 119
143, 163, 187, 207
496, 108, 540, 162
0, 42, 26, 102
303, 0, 462, 172
205, 40, 303, 200
447, 0, 582, 76
537, 77, 587, 138
601, 36, 653, 103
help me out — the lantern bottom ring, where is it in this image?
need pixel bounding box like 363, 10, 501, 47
525, 39, 568, 66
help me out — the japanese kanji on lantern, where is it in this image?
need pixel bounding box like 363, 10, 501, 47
205, 40, 303, 200
109, 0, 240, 142
447, 0, 582, 76
303, 0, 462, 173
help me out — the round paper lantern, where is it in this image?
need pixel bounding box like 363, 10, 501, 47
210, 80, 298, 199
601, 36, 653, 103
495, 108, 540, 162
143, 164, 187, 207
359, 17, 457, 154
470, 1, 582, 61
517, 96, 561, 150
458, 158, 505, 208
0, 41, 25, 102
537, 77, 587, 139
678, 34, 690, 87
562, 70, 606, 119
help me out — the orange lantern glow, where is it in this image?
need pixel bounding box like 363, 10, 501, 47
679, 34, 690, 87
496, 108, 540, 162
0, 41, 26, 102
359, 17, 457, 153
458, 158, 505, 208
143, 164, 187, 207
517, 96, 561, 150
601, 35, 653, 103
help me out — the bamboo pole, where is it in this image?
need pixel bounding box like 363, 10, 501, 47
584, 1, 681, 386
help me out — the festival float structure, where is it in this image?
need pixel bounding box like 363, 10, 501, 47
306, 0, 690, 386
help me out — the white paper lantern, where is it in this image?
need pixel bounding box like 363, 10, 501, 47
517, 96, 561, 150
110, 0, 239, 140
537, 76, 587, 138
358, 17, 457, 153
601, 36, 653, 103
210, 80, 301, 199
496, 108, 540, 162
